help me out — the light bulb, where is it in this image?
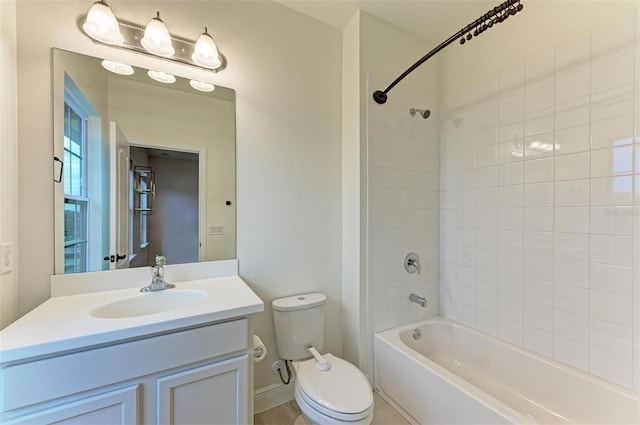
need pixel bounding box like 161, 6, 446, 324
192, 27, 222, 69
101, 60, 134, 75
147, 70, 176, 84
141, 12, 175, 57
190, 80, 216, 92
82, 1, 123, 45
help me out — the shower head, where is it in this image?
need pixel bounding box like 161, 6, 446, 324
410, 108, 431, 119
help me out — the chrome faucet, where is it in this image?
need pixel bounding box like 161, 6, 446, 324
141, 255, 175, 292
409, 293, 427, 308
405, 252, 421, 275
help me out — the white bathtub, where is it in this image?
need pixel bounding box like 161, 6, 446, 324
374, 317, 640, 424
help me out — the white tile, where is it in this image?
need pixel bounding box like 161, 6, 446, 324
475, 310, 498, 335
591, 176, 633, 206
498, 316, 523, 345
590, 235, 633, 266
554, 258, 589, 288
591, 12, 636, 62
475, 209, 497, 230
555, 152, 589, 181
525, 81, 554, 113
499, 140, 524, 164
524, 207, 553, 232
475, 187, 498, 208
554, 334, 589, 372
455, 169, 476, 190
554, 179, 589, 206
476, 288, 498, 313
524, 254, 553, 282
498, 185, 523, 208
523, 231, 553, 257
591, 146, 633, 178
499, 89, 524, 121
590, 262, 633, 297
524, 325, 554, 357
499, 118, 524, 143
498, 252, 523, 276
590, 291, 633, 326
554, 124, 590, 155
555, 309, 589, 343
475, 166, 498, 187
523, 278, 553, 306
555, 68, 590, 105
498, 207, 523, 230
591, 114, 634, 149
590, 318, 633, 358
498, 229, 523, 253
525, 109, 554, 139
591, 84, 634, 122
554, 207, 589, 234
499, 63, 525, 92
524, 302, 553, 332
524, 133, 554, 160
525, 49, 555, 86
555, 36, 590, 78
590, 346, 633, 388
476, 249, 497, 272
591, 52, 635, 94
476, 145, 499, 168
524, 182, 553, 207
476, 228, 497, 250
590, 206, 633, 236
476, 269, 498, 292
457, 246, 476, 268
555, 283, 589, 315
554, 232, 589, 261
498, 162, 524, 186
556, 96, 589, 130
525, 157, 554, 183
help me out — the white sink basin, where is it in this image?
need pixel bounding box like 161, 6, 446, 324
90, 289, 207, 319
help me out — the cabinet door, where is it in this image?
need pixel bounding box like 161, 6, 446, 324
9, 385, 138, 425
157, 355, 248, 425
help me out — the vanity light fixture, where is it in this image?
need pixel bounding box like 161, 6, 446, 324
192, 27, 221, 69
189, 80, 215, 92
82, 1, 123, 45
81, 4, 226, 73
101, 59, 134, 75
147, 70, 176, 84
140, 12, 175, 57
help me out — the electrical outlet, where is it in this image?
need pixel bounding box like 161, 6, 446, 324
0, 243, 13, 275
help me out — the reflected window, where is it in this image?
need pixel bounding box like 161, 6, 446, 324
63, 101, 88, 273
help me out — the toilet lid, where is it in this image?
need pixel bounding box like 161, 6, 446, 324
296, 353, 373, 414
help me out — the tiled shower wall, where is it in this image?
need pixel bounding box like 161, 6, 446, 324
440, 11, 640, 390
366, 75, 441, 369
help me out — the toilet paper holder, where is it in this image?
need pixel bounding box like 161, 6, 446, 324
253, 335, 267, 362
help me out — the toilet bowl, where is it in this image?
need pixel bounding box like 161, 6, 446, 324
293, 354, 373, 425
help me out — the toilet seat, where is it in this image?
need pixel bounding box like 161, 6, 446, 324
294, 353, 373, 421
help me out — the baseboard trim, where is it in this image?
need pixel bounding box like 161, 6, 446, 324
254, 382, 295, 414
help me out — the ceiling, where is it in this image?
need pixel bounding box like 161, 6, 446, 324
275, 0, 513, 42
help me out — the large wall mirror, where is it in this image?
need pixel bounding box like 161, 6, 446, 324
52, 49, 236, 275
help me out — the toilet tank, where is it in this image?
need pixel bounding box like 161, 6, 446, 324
272, 293, 326, 361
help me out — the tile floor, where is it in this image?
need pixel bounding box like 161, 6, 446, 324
254, 392, 411, 425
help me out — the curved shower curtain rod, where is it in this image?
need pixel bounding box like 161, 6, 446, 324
372, 0, 524, 105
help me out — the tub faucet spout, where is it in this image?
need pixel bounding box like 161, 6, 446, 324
409, 293, 427, 308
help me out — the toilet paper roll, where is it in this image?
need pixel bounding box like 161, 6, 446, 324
253, 335, 267, 362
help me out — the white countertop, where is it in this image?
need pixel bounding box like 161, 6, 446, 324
0, 275, 264, 365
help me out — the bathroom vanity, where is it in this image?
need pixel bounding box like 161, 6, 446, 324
0, 261, 263, 424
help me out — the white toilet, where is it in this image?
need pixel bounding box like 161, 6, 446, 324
272, 293, 374, 425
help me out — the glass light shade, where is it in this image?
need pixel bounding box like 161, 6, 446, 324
82, 1, 123, 45
189, 80, 215, 92
147, 70, 176, 84
101, 60, 134, 75
141, 12, 175, 57
192, 28, 221, 69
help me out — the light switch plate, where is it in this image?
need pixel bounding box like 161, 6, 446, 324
0, 243, 13, 275
209, 225, 224, 235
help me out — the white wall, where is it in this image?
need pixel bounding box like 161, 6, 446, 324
440, 9, 640, 390
15, 0, 342, 393
0, 0, 19, 330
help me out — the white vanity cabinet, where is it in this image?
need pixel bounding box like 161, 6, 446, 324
1, 318, 252, 425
